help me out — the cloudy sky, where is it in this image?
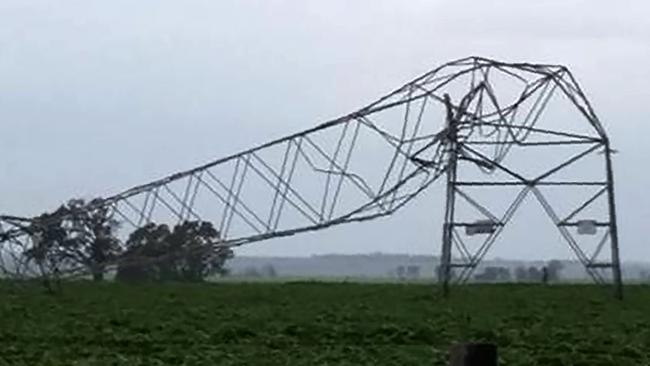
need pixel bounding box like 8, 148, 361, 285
1, 1, 649, 261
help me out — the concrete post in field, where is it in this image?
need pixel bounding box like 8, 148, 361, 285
449, 343, 497, 366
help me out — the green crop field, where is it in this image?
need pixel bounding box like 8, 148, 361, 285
0, 281, 648, 365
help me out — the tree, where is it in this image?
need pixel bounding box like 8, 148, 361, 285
500, 267, 512, 282
24, 207, 70, 292
527, 266, 542, 282
63, 198, 121, 281
515, 266, 528, 282
116, 220, 233, 282
406, 265, 421, 279
166, 221, 233, 281
547, 260, 564, 282
396, 265, 406, 280
115, 223, 171, 282
474, 266, 511, 282
243, 267, 262, 278
640, 271, 650, 282
23, 197, 122, 283
262, 264, 277, 278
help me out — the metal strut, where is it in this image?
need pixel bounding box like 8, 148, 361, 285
440, 94, 459, 297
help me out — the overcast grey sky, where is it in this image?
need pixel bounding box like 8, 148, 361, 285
1, 1, 649, 261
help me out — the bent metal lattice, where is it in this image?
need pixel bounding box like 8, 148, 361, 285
0, 57, 622, 297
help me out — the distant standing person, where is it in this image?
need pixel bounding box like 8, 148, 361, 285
542, 266, 549, 284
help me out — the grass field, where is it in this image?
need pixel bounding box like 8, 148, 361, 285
0, 281, 648, 365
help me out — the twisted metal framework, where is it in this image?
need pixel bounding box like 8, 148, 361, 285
0, 57, 621, 297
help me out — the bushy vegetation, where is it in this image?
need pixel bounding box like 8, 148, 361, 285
115, 221, 233, 283
21, 197, 233, 286
0, 282, 648, 365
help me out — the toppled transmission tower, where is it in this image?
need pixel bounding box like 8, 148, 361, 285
0, 57, 622, 297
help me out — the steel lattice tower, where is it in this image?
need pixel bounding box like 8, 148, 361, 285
0, 57, 622, 297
